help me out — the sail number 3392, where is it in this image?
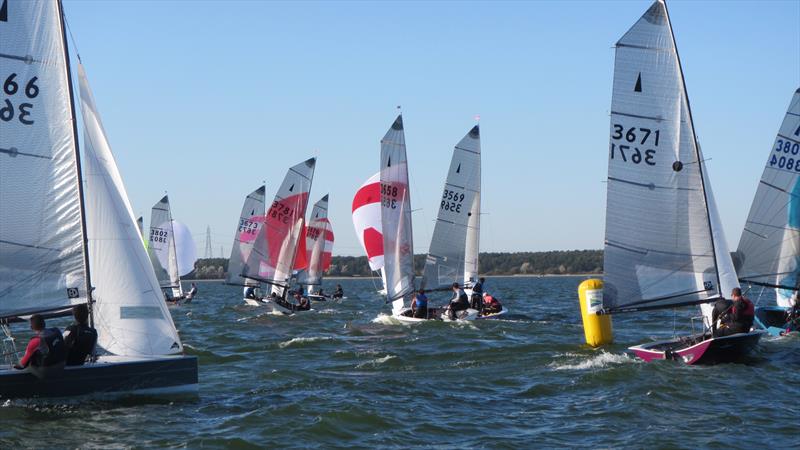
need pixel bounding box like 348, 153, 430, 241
1, 73, 39, 125
610, 124, 658, 166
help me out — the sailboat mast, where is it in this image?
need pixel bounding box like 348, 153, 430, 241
166, 196, 182, 295
57, 0, 95, 327
662, 0, 722, 296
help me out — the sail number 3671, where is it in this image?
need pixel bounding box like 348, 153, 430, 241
1, 73, 39, 125
610, 124, 658, 166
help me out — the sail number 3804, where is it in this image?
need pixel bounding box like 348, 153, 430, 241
1, 73, 39, 125
610, 124, 658, 166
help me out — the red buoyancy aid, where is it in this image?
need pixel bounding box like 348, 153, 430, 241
483, 295, 500, 307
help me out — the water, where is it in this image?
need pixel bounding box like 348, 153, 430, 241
1, 276, 798, 448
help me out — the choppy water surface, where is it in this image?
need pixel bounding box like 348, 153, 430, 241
1, 276, 798, 448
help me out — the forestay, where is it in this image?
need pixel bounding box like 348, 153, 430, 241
422, 126, 481, 290
79, 64, 182, 355
147, 196, 182, 297
380, 115, 416, 305
226, 185, 266, 287
299, 195, 333, 287
736, 89, 800, 306
243, 158, 315, 294
0, 0, 88, 318
602, 0, 728, 313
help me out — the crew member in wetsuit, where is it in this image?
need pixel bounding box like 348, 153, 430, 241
294, 291, 310, 311
447, 282, 470, 320
481, 292, 503, 315
411, 289, 428, 319
333, 284, 344, 300
64, 304, 98, 366
244, 285, 257, 299
13, 314, 66, 377
716, 288, 755, 336
185, 283, 198, 302
470, 277, 485, 310
711, 297, 733, 336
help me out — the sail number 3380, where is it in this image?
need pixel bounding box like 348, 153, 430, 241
610, 124, 658, 166
1, 73, 39, 125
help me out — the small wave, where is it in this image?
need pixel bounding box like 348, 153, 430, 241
355, 354, 396, 368
549, 351, 637, 371
278, 336, 334, 349
371, 313, 403, 325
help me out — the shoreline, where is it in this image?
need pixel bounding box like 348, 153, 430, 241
187, 273, 601, 282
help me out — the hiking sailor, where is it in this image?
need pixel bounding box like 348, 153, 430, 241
411, 289, 428, 319
185, 283, 198, 301
713, 288, 755, 336
470, 277, 485, 310
446, 282, 470, 320
63, 304, 98, 366
481, 292, 503, 315
13, 314, 66, 378
332, 284, 344, 300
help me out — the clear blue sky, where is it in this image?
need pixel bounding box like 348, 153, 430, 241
63, 0, 800, 257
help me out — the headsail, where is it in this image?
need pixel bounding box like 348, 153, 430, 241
0, 0, 88, 319
380, 115, 415, 306
736, 89, 800, 307
422, 125, 481, 290
79, 64, 182, 355
601, 0, 728, 313
242, 158, 315, 294
299, 195, 333, 287
226, 185, 266, 286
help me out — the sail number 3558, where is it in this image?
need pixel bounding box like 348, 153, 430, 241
1, 73, 39, 125
610, 124, 658, 166
381, 183, 399, 209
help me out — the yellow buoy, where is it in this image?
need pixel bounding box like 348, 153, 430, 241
578, 279, 613, 347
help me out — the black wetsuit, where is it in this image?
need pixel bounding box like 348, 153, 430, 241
448, 290, 470, 320
64, 323, 98, 366
711, 299, 733, 336
333, 288, 344, 300
715, 297, 754, 336
470, 281, 484, 310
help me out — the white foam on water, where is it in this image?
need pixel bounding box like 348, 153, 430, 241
355, 354, 396, 368
371, 313, 403, 325
549, 351, 638, 371
278, 336, 334, 349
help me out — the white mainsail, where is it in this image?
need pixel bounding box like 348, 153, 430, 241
0, 0, 88, 318
299, 195, 332, 289
242, 159, 316, 296
79, 64, 182, 355
736, 89, 800, 308
421, 125, 481, 290
226, 185, 266, 287
601, 0, 733, 314
380, 115, 415, 312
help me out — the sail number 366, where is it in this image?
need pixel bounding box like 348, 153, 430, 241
610, 124, 658, 166
1, 73, 39, 125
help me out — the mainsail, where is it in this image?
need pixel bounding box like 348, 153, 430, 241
601, 0, 735, 314
79, 64, 182, 355
736, 89, 800, 307
298, 195, 333, 287
242, 158, 316, 295
0, 0, 89, 319
147, 196, 183, 297
421, 125, 481, 290
380, 115, 416, 308
226, 185, 266, 287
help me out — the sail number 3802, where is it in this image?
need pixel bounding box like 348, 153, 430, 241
610, 124, 658, 166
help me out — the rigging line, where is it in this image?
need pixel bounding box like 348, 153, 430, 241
609, 110, 665, 122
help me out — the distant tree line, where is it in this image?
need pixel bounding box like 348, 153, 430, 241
187, 250, 602, 280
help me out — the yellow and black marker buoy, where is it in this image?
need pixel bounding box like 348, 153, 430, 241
578, 279, 613, 347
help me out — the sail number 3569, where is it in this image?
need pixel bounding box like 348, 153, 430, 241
610, 124, 658, 166
441, 189, 465, 213
1, 73, 39, 125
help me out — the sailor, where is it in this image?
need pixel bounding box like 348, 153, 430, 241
710, 298, 733, 336
244, 285, 257, 299
333, 284, 344, 300
294, 291, 310, 310
185, 283, 198, 301
63, 304, 98, 366
411, 289, 428, 319
447, 282, 470, 320
481, 292, 502, 315
727, 287, 755, 334
470, 277, 485, 310
13, 314, 66, 377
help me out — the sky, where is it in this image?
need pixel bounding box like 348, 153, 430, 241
63, 0, 800, 258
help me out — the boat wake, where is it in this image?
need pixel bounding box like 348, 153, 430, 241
549, 351, 638, 371
371, 314, 404, 325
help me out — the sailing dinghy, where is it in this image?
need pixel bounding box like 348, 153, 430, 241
352, 173, 388, 295
598, 0, 763, 364
226, 185, 267, 305
240, 159, 316, 314
0, 0, 197, 398
146, 196, 191, 303
298, 195, 335, 302
735, 88, 800, 336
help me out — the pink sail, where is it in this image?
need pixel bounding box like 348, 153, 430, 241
352, 172, 384, 270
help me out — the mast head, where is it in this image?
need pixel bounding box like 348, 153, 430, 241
304, 157, 316, 168
469, 125, 480, 139
391, 115, 404, 131
321, 194, 329, 202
